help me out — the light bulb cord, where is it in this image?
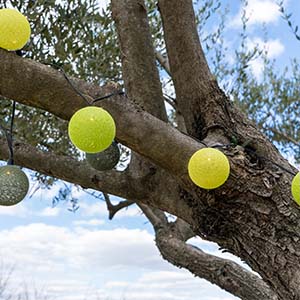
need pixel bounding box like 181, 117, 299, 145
0, 100, 15, 165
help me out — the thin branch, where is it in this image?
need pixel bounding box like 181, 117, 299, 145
103, 193, 134, 220
155, 51, 171, 76
138, 203, 168, 229
163, 95, 176, 109
265, 127, 300, 147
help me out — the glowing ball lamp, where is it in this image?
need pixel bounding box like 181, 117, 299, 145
86, 141, 120, 171
0, 8, 31, 51
188, 148, 230, 189
68, 106, 116, 153
291, 172, 300, 205
0, 165, 29, 206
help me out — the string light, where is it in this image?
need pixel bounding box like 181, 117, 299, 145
86, 141, 120, 171
1, 10, 297, 206
0, 165, 29, 206
68, 106, 116, 153
35, 64, 300, 200
0, 8, 31, 51
188, 148, 230, 189
291, 172, 300, 205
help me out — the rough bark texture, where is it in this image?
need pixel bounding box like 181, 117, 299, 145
1, 1, 300, 299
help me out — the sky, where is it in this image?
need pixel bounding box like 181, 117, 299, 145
0, 0, 300, 299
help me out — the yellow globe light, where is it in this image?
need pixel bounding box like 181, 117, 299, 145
68, 106, 116, 153
291, 172, 300, 205
188, 148, 230, 189
0, 8, 31, 51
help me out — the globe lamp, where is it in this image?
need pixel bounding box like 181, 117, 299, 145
291, 172, 300, 205
86, 141, 120, 171
188, 148, 230, 189
68, 106, 116, 153
0, 8, 31, 51
0, 165, 29, 206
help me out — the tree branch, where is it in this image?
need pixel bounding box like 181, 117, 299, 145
158, 0, 233, 138
111, 0, 167, 121
0, 137, 144, 201
156, 231, 278, 300
155, 51, 171, 76
140, 205, 277, 300
103, 193, 134, 220
0, 49, 202, 187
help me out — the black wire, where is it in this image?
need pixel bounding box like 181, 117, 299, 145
7, 101, 16, 165
60, 69, 91, 105
42, 62, 91, 105
92, 91, 125, 103
0, 101, 16, 165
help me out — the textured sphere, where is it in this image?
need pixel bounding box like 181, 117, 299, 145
188, 148, 230, 189
291, 172, 300, 205
68, 106, 116, 153
86, 141, 120, 171
0, 8, 31, 51
0, 165, 29, 206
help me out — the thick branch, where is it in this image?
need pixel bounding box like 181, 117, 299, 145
111, 0, 167, 121
156, 232, 278, 300
158, 0, 233, 138
0, 49, 201, 185
0, 137, 144, 200
141, 204, 277, 300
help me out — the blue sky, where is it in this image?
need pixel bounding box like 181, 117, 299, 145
0, 0, 300, 299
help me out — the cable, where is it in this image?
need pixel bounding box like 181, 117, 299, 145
92, 91, 125, 103
0, 101, 16, 165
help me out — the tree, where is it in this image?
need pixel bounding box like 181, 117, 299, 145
0, 0, 299, 299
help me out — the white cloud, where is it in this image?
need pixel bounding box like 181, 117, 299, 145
37, 206, 61, 217
246, 37, 285, 58
243, 37, 285, 79
102, 270, 238, 300
0, 201, 30, 217
73, 218, 105, 226
231, 0, 284, 27
0, 223, 239, 300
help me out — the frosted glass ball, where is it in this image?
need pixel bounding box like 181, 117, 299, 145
68, 106, 116, 153
0, 8, 31, 51
291, 172, 300, 205
0, 165, 29, 206
86, 141, 120, 171
188, 148, 230, 189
